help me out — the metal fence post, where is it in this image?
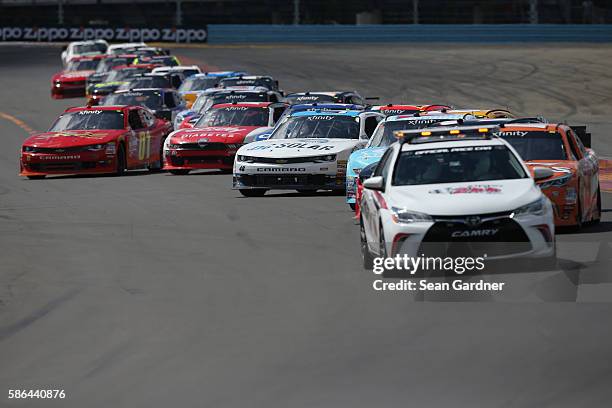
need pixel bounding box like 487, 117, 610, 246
529, 0, 538, 24
413, 0, 419, 24
293, 0, 300, 25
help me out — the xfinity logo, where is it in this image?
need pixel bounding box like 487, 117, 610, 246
257, 167, 306, 172
451, 229, 499, 238
494, 131, 528, 137
297, 96, 319, 100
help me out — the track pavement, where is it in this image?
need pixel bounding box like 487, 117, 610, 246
0, 43, 611, 407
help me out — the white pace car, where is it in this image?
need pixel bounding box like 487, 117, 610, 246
233, 110, 385, 196
360, 125, 556, 269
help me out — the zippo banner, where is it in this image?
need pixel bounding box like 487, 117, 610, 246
0, 27, 208, 43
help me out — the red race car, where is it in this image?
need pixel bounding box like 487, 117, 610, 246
370, 104, 452, 116
51, 54, 106, 99
20, 105, 172, 179
495, 123, 601, 228
164, 102, 288, 174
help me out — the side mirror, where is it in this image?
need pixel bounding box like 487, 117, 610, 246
363, 176, 385, 191
533, 167, 554, 181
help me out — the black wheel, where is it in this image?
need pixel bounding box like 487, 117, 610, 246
360, 216, 374, 270
239, 189, 266, 197
349, 202, 356, 211
296, 189, 317, 194
114, 143, 126, 176
27, 175, 45, 180
169, 169, 190, 175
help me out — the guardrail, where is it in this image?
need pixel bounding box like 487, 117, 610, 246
208, 24, 612, 43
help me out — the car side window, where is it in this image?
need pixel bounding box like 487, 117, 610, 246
566, 130, 582, 160
363, 116, 380, 138
164, 92, 176, 108
573, 131, 588, 157
128, 110, 144, 130
141, 109, 155, 128
373, 148, 393, 180
272, 106, 285, 124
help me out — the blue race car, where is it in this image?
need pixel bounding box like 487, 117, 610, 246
243, 103, 366, 144
345, 113, 472, 210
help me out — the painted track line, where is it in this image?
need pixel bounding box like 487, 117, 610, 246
0, 112, 35, 134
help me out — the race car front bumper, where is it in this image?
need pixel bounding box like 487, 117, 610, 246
164, 146, 237, 170
233, 161, 346, 191
20, 151, 116, 176
51, 81, 87, 99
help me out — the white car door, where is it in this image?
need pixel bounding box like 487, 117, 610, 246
362, 147, 394, 254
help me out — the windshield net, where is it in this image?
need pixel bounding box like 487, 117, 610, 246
196, 106, 268, 127
271, 115, 359, 139
179, 76, 220, 92
49, 110, 125, 131
393, 145, 527, 186
494, 130, 567, 161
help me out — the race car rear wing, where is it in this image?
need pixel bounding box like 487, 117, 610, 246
570, 125, 591, 148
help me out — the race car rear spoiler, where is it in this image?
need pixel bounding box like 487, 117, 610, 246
570, 125, 591, 148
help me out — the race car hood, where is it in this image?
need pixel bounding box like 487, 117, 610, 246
388, 178, 540, 216
53, 70, 96, 82
170, 126, 261, 144
23, 129, 125, 148
238, 138, 362, 158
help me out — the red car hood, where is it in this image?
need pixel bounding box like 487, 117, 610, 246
23, 130, 125, 148
170, 126, 260, 144
53, 70, 95, 82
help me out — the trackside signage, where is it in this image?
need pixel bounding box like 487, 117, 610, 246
0, 27, 207, 43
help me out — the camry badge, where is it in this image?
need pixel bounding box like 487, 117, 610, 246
465, 216, 482, 227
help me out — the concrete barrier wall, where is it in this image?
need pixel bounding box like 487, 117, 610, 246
208, 24, 612, 44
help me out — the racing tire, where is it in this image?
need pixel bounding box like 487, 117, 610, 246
239, 189, 266, 197
26, 175, 45, 180
360, 216, 374, 270
349, 203, 356, 211
114, 144, 126, 176
169, 169, 190, 175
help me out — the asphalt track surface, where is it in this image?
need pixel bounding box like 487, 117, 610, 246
1, 43, 612, 407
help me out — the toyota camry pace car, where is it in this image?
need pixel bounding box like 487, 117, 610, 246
359, 125, 556, 269
20, 106, 172, 179
233, 109, 385, 196
369, 104, 452, 116
163, 102, 288, 175
178, 71, 247, 107
51, 55, 105, 99
493, 123, 600, 228
101, 88, 185, 123
346, 113, 472, 210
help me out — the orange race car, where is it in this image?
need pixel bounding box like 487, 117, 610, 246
494, 123, 601, 228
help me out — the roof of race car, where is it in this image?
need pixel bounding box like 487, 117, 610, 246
399, 136, 507, 152
210, 102, 274, 109
498, 123, 566, 132
290, 110, 362, 118
222, 75, 272, 80
289, 103, 362, 111
287, 91, 347, 97
114, 88, 174, 94
191, 71, 246, 78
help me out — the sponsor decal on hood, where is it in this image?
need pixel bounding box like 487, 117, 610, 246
429, 184, 503, 195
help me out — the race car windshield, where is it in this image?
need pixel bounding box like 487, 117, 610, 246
221, 77, 274, 89
179, 76, 221, 92
102, 92, 163, 110
67, 59, 100, 71
196, 107, 268, 127
285, 94, 339, 105
74, 43, 105, 54
369, 119, 448, 147
105, 68, 149, 82
49, 111, 125, 131
96, 58, 129, 73
123, 77, 171, 89
271, 115, 360, 139
495, 131, 567, 161
393, 145, 527, 186
203, 93, 268, 111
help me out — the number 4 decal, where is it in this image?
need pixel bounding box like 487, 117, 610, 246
138, 131, 151, 160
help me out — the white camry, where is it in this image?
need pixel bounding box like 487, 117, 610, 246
359, 125, 556, 269
233, 110, 384, 196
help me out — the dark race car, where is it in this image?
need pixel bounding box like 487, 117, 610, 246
219, 75, 279, 91
118, 72, 184, 92
87, 64, 159, 104
102, 88, 186, 123
20, 106, 172, 179
86, 55, 137, 89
